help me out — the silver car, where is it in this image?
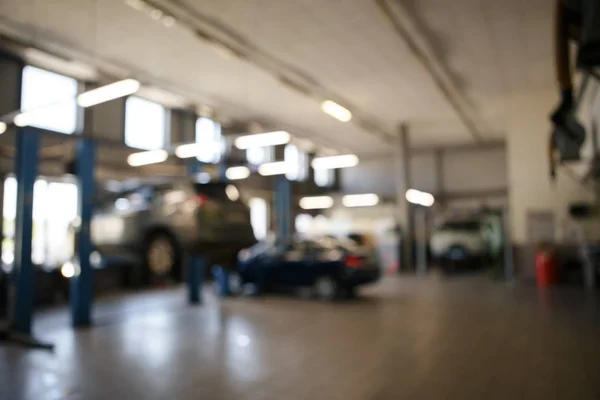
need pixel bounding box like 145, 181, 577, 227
91, 179, 256, 283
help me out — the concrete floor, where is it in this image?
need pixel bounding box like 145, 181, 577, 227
2, 274, 600, 400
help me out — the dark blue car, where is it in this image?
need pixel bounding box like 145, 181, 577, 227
234, 239, 381, 300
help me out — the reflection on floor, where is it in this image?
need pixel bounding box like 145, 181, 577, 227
2, 275, 600, 399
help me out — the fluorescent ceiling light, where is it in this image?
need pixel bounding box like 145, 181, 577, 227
127, 149, 168, 167
321, 100, 352, 122
226, 166, 251, 180
300, 196, 334, 210
342, 193, 379, 208
77, 79, 140, 107
312, 154, 359, 170
405, 189, 435, 207
162, 15, 176, 27
235, 131, 290, 150
0, 122, 6, 134
174, 143, 203, 159
258, 161, 290, 176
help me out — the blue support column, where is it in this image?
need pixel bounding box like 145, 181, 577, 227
187, 159, 205, 304
12, 128, 40, 335
70, 138, 96, 327
214, 161, 231, 297
188, 256, 204, 304
275, 176, 292, 241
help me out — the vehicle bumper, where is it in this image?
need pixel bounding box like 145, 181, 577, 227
343, 267, 381, 285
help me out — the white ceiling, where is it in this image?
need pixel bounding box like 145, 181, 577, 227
0, 0, 554, 155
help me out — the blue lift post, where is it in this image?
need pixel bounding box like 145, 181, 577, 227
275, 175, 292, 242
214, 163, 230, 297
187, 160, 205, 304
11, 127, 40, 335
70, 138, 96, 327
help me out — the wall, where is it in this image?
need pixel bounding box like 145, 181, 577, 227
340, 146, 507, 201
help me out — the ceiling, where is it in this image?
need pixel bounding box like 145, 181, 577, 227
0, 0, 554, 155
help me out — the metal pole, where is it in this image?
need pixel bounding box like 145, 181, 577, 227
12, 128, 39, 334
416, 207, 428, 275
275, 176, 292, 242
70, 138, 96, 327
395, 123, 413, 272
502, 206, 514, 282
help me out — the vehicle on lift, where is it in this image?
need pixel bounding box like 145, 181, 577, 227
90, 179, 256, 284
429, 219, 487, 269
233, 238, 381, 300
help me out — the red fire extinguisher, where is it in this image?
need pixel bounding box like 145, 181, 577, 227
535, 243, 558, 287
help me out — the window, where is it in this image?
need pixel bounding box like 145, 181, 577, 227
2, 177, 78, 267
315, 168, 334, 187
246, 146, 274, 165
125, 96, 166, 150
20, 66, 78, 134
285, 144, 308, 181
249, 198, 268, 240
195, 117, 222, 163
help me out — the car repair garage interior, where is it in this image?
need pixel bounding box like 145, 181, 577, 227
1, 0, 600, 399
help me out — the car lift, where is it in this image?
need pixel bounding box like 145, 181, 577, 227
0, 127, 53, 349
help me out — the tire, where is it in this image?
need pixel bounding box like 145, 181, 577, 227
143, 233, 180, 283
314, 275, 340, 301
345, 284, 357, 299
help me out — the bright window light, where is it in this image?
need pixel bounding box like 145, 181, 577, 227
77, 79, 140, 107
235, 131, 290, 150
125, 97, 166, 150
249, 198, 268, 240
258, 161, 290, 176
196, 117, 222, 163
405, 189, 435, 207
285, 144, 308, 181
127, 149, 168, 166
246, 146, 273, 165
315, 168, 334, 187
321, 100, 352, 122
342, 193, 379, 208
299, 196, 334, 210
225, 166, 250, 180
20, 65, 78, 134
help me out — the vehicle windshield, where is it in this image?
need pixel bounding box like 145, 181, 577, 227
440, 221, 481, 232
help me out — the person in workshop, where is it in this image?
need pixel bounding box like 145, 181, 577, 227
552, 0, 600, 129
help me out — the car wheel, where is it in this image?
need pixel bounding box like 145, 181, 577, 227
314, 275, 339, 301
144, 234, 178, 282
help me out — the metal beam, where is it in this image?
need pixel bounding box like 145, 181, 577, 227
395, 124, 413, 272
376, 0, 486, 141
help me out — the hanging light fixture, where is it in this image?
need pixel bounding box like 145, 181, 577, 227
77, 79, 141, 107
